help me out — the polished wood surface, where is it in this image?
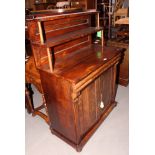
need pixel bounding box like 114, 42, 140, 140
33, 27, 103, 47
39, 53, 121, 151
26, 9, 123, 151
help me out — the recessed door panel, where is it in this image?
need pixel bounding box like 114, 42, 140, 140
77, 67, 113, 136
97, 67, 113, 117
79, 81, 97, 135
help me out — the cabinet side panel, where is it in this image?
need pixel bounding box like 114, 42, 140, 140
39, 70, 77, 143
31, 45, 48, 67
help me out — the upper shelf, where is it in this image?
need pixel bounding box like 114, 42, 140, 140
26, 9, 99, 22
32, 27, 103, 47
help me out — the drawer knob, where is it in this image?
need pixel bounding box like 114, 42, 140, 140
100, 101, 104, 109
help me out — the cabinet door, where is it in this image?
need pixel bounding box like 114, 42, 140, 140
96, 67, 113, 118
77, 67, 113, 137
78, 80, 97, 136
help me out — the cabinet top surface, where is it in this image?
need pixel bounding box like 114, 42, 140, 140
40, 45, 123, 84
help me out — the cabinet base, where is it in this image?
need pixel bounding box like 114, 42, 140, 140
50, 101, 117, 152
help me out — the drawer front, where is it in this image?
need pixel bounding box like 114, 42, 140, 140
77, 67, 113, 137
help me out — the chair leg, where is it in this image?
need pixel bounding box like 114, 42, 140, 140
25, 83, 50, 125
25, 84, 34, 114
42, 94, 50, 125
32, 94, 50, 125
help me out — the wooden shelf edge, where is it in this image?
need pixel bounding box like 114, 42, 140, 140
32, 27, 103, 47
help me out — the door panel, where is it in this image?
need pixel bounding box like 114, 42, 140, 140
79, 81, 97, 135
78, 67, 113, 136
97, 67, 113, 117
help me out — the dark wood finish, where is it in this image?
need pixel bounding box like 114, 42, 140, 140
25, 84, 34, 114
70, 0, 96, 9
107, 39, 129, 86
34, 3, 50, 10
33, 27, 103, 47
26, 10, 123, 151
84, 0, 96, 9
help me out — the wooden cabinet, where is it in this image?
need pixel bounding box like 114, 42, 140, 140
107, 39, 129, 86
26, 9, 123, 152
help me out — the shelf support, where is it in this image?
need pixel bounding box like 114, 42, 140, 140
47, 47, 53, 72
101, 30, 104, 46
38, 21, 44, 44
96, 12, 100, 28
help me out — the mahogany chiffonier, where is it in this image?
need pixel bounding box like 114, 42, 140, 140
26, 9, 123, 152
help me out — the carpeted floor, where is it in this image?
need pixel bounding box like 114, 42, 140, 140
25, 85, 129, 155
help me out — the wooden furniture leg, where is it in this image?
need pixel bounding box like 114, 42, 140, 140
25, 84, 34, 114
25, 83, 49, 125
32, 94, 50, 125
